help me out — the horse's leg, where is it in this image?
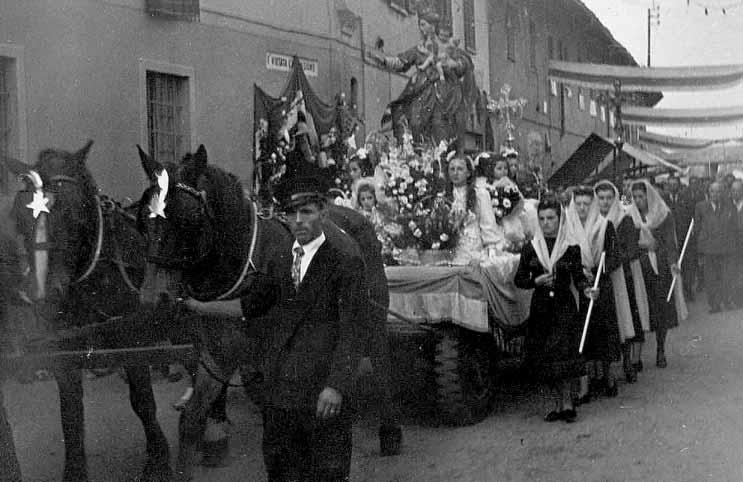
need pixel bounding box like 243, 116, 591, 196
124, 365, 172, 482
54, 367, 88, 482
175, 351, 236, 481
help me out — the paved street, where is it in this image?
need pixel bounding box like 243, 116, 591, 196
6, 297, 743, 482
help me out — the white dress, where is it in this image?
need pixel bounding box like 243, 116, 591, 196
450, 185, 498, 265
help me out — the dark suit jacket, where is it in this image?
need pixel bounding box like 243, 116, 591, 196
248, 234, 368, 410
663, 190, 695, 244
694, 199, 737, 255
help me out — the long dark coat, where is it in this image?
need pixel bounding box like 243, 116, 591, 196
515, 242, 588, 382
581, 221, 622, 363
639, 214, 679, 332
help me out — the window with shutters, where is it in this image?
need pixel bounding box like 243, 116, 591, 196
506, 4, 517, 62
0, 59, 11, 192
146, 71, 190, 165
0, 48, 25, 194
463, 0, 476, 52
145, 0, 199, 21
529, 20, 537, 69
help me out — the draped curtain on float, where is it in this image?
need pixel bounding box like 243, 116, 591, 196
253, 55, 339, 154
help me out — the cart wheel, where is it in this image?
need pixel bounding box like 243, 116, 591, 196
433, 327, 493, 426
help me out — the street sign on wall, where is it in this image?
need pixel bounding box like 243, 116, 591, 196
265, 53, 318, 77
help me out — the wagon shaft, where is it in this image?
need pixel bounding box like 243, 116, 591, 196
1, 344, 196, 373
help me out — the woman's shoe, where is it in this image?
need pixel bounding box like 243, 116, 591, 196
656, 354, 667, 368
606, 384, 619, 398
560, 409, 577, 423
625, 369, 637, 384
544, 410, 562, 422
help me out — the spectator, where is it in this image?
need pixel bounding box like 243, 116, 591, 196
694, 182, 737, 313
663, 176, 697, 301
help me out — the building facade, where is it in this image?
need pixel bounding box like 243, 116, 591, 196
0, 0, 649, 201
486, 0, 659, 178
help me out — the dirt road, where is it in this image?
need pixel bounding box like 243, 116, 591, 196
6, 298, 743, 481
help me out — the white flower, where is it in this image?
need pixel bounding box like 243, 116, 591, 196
335, 178, 342, 185
399, 195, 408, 205
357, 148, 368, 159
492, 198, 500, 207
406, 203, 413, 210
408, 221, 417, 230
413, 228, 423, 238
400, 183, 408, 191
503, 198, 512, 209
495, 208, 504, 217
440, 233, 449, 242
392, 189, 398, 195
431, 242, 441, 250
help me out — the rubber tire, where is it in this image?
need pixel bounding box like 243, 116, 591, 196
432, 327, 493, 426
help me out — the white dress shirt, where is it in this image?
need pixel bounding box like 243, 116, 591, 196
292, 232, 326, 283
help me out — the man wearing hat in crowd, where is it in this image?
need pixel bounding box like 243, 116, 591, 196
253, 169, 370, 481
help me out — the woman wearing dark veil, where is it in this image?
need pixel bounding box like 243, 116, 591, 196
515, 195, 597, 423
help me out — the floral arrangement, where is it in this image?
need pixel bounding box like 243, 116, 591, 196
484, 183, 522, 221
377, 136, 464, 253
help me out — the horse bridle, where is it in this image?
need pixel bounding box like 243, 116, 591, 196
20, 173, 104, 284
143, 181, 215, 269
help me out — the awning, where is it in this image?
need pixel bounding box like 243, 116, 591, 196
623, 105, 743, 126
548, 61, 743, 92
549, 133, 685, 187
548, 133, 614, 188
589, 140, 686, 181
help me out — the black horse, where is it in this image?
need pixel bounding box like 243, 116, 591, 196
5, 142, 172, 482
134, 144, 400, 479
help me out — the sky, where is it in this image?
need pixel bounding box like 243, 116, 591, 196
581, 0, 743, 139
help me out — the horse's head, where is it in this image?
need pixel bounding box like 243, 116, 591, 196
4, 140, 101, 323
135, 145, 217, 307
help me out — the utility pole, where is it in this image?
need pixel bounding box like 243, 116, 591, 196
648, 2, 660, 67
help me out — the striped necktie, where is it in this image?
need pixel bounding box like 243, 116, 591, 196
292, 246, 304, 290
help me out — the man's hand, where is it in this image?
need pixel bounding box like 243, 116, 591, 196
316, 387, 343, 420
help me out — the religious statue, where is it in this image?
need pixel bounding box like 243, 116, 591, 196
368, 8, 478, 149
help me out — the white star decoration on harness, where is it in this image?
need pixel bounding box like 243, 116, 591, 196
24, 171, 50, 219
148, 169, 169, 219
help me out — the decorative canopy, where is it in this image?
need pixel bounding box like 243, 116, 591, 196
548, 61, 743, 92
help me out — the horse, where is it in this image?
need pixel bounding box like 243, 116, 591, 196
4, 142, 172, 482
134, 144, 400, 479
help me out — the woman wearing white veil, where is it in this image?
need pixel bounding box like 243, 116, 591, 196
515, 195, 597, 422
592, 180, 647, 383
564, 186, 622, 399
628, 179, 687, 369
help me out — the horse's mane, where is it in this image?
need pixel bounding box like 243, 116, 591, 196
179, 157, 251, 298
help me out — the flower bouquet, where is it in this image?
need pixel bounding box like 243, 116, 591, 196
378, 137, 464, 265
484, 184, 522, 222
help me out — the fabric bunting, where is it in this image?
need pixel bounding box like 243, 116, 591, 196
548, 61, 743, 92
622, 105, 743, 126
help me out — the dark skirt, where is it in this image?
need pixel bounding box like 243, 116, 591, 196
622, 262, 646, 343
641, 256, 679, 332
581, 277, 622, 363
525, 287, 585, 383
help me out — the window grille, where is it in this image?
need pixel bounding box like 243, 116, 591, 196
145, 0, 199, 21
146, 71, 190, 165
